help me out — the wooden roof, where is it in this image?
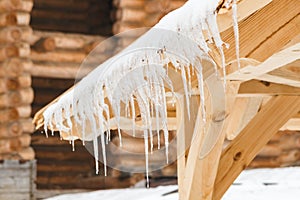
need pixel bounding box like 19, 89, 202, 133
33, 0, 300, 133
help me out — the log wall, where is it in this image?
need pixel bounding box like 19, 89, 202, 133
0, 0, 34, 162
0, 0, 35, 197
28, 30, 115, 79
112, 0, 187, 51
30, 0, 114, 36
31, 132, 143, 189
249, 131, 300, 168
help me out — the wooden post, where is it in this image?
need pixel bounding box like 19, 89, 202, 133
176, 95, 199, 200
213, 95, 300, 200
180, 77, 240, 200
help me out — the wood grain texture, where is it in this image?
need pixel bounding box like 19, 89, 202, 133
214, 96, 300, 200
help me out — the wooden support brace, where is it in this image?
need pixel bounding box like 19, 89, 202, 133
226, 42, 300, 81
178, 72, 239, 200
213, 95, 300, 200
238, 80, 300, 96
176, 95, 199, 200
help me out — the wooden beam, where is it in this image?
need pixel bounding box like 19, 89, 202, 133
268, 60, 300, 82
181, 74, 229, 200
226, 43, 300, 81
226, 97, 262, 140
258, 74, 300, 88
238, 80, 300, 96
213, 95, 300, 200
176, 95, 199, 200
280, 118, 300, 131
295, 112, 300, 118
221, 0, 300, 62
217, 0, 272, 32
248, 14, 300, 61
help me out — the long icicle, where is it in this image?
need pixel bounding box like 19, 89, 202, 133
232, 0, 240, 71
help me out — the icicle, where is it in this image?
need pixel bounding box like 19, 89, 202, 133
81, 118, 86, 146
187, 65, 192, 98
90, 117, 99, 175
195, 60, 206, 123
103, 103, 111, 142
232, 0, 240, 71
117, 127, 122, 147
43, 119, 49, 138
219, 46, 227, 87
160, 85, 169, 163
144, 129, 150, 188
145, 88, 154, 153
155, 98, 160, 150
72, 139, 75, 152
100, 128, 107, 176
180, 65, 190, 119
130, 95, 136, 137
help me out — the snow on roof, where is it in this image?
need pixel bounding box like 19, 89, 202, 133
39, 0, 239, 180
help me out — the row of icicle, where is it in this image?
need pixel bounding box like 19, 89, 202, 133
42, 0, 240, 187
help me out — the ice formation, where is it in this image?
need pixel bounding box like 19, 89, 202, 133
42, 0, 239, 186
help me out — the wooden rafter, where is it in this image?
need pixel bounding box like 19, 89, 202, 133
217, 0, 272, 32
179, 78, 239, 200
238, 80, 300, 96
176, 95, 199, 200
226, 97, 262, 140
248, 14, 300, 61
213, 96, 300, 200
280, 118, 300, 131
226, 43, 300, 82
222, 0, 300, 62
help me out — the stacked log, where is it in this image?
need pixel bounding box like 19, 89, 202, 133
31, 0, 113, 36
112, 0, 187, 34
31, 132, 144, 189
249, 131, 300, 168
112, 0, 187, 52
29, 30, 115, 79
0, 0, 34, 162
30, 30, 116, 116
29, 24, 116, 190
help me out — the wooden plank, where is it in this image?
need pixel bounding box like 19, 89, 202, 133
268, 60, 300, 82
217, 0, 272, 32
258, 73, 300, 88
181, 73, 229, 200
226, 43, 300, 83
238, 80, 300, 96
213, 96, 300, 200
0, 193, 30, 200
280, 118, 300, 131
221, 0, 300, 62
0, 160, 36, 198
248, 14, 300, 61
226, 97, 262, 140
176, 95, 199, 200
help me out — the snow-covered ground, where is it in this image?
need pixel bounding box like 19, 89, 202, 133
46, 167, 300, 200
